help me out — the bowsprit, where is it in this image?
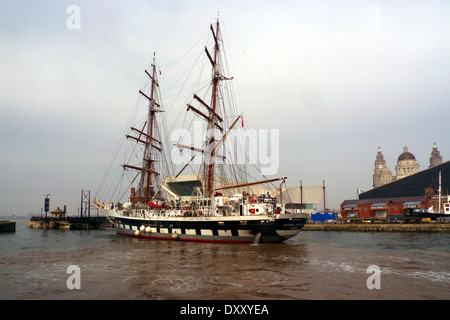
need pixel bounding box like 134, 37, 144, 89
224, 304, 269, 315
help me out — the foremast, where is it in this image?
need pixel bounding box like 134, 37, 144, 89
124, 53, 163, 204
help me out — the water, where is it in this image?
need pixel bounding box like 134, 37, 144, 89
1, 220, 449, 300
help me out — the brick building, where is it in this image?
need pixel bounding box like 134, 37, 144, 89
341, 196, 426, 221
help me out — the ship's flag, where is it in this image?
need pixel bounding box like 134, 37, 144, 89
241, 114, 244, 127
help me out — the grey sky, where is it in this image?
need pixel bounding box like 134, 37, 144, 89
1, 1, 449, 215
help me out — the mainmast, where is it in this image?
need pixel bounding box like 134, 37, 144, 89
205, 19, 221, 197
183, 18, 235, 197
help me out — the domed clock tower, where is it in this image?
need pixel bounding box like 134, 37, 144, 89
373, 147, 393, 188
429, 143, 443, 168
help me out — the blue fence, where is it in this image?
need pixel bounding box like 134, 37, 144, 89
310, 212, 337, 222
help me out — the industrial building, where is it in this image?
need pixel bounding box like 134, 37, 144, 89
279, 185, 323, 214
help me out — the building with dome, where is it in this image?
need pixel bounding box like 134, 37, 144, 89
340, 145, 448, 221
395, 146, 420, 180
373, 144, 443, 188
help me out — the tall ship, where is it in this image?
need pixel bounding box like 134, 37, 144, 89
94, 18, 308, 243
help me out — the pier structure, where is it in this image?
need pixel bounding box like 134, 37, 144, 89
27, 191, 113, 230
0, 221, 16, 233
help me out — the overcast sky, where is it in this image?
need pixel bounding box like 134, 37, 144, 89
1, 0, 449, 215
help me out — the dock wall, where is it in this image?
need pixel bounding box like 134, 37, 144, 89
27, 218, 113, 230
303, 223, 450, 232
27, 220, 70, 230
